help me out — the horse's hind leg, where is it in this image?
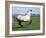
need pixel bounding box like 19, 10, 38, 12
19, 21, 24, 28
16, 18, 24, 28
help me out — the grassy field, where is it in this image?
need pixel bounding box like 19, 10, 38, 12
12, 16, 40, 31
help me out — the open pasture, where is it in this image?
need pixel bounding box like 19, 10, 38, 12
12, 16, 40, 31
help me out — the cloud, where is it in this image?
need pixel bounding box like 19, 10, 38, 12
12, 6, 40, 15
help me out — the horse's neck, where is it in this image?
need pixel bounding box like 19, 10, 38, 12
25, 14, 31, 17
26, 12, 32, 16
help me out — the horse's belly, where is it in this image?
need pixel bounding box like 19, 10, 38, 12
24, 17, 30, 21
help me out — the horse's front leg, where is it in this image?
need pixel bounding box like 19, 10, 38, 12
29, 20, 32, 24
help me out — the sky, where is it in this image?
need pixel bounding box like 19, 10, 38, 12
12, 6, 40, 15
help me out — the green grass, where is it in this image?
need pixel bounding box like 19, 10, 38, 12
12, 16, 40, 31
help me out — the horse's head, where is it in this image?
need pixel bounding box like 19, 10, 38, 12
26, 10, 32, 16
